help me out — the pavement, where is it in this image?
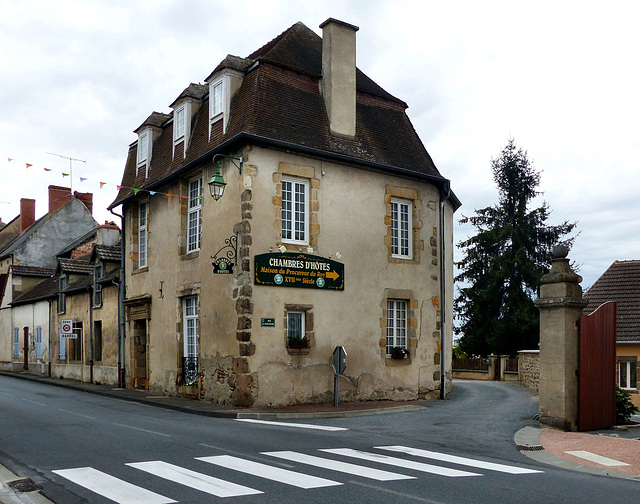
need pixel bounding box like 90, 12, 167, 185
2, 372, 639, 503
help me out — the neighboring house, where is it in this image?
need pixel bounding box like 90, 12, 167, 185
0, 186, 97, 370
109, 19, 460, 407
49, 227, 121, 385
584, 260, 640, 408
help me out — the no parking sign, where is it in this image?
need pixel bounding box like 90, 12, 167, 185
60, 319, 75, 338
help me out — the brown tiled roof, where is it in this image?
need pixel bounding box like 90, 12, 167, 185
169, 83, 208, 108
110, 21, 458, 210
134, 112, 172, 134
59, 258, 93, 274
11, 265, 56, 277
94, 244, 121, 262
11, 275, 59, 305
584, 260, 640, 342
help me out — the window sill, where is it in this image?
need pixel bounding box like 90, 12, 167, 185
286, 347, 310, 356
133, 267, 148, 275
385, 356, 411, 366
181, 251, 200, 261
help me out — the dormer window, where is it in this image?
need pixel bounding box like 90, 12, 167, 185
173, 102, 192, 159
137, 130, 150, 176
175, 107, 185, 140
210, 80, 224, 119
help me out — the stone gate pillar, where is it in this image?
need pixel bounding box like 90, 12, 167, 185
534, 245, 587, 431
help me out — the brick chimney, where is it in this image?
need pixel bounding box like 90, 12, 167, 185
48, 185, 72, 215
74, 191, 93, 215
320, 18, 359, 137
19, 198, 36, 232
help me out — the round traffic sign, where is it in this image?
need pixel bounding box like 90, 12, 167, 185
61, 323, 72, 333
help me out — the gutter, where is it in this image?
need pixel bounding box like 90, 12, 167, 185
110, 208, 125, 388
110, 132, 461, 211
439, 179, 452, 400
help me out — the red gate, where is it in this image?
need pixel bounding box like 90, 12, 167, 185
578, 301, 616, 431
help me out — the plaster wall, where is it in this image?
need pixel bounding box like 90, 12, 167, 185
7, 300, 51, 374
122, 145, 455, 406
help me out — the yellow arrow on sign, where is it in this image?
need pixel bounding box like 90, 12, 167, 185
326, 270, 340, 281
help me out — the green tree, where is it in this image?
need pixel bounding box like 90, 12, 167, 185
455, 139, 576, 356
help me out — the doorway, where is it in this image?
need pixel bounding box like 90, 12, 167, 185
132, 319, 148, 390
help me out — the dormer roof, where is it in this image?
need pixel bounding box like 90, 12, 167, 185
134, 112, 172, 134
169, 83, 208, 108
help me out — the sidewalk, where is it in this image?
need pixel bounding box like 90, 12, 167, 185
516, 417, 640, 481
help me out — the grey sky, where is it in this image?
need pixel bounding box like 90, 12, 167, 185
1, 0, 638, 289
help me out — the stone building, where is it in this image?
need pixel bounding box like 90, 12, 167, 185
109, 18, 460, 407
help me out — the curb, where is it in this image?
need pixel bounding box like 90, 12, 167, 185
0, 466, 53, 504
514, 426, 640, 481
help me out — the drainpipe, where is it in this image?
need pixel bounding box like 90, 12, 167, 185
89, 285, 93, 383
439, 179, 451, 400
110, 208, 125, 388
47, 299, 52, 377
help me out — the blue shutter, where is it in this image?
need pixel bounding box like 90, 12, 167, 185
36, 326, 42, 359
59, 331, 66, 360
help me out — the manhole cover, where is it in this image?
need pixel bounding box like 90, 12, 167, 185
516, 445, 544, 451
7, 478, 41, 493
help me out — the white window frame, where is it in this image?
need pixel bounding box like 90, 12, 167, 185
187, 177, 202, 253
138, 201, 148, 268
386, 299, 407, 355
281, 177, 309, 245
210, 79, 224, 121
137, 130, 150, 176
183, 296, 199, 358
287, 311, 305, 341
174, 105, 186, 141
391, 198, 412, 259
618, 359, 637, 390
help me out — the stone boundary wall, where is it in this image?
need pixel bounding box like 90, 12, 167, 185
518, 350, 540, 391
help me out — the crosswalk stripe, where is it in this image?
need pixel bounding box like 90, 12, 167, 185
197, 455, 342, 489
262, 451, 416, 481
377, 446, 543, 474
52, 467, 177, 504
127, 461, 262, 497
320, 449, 482, 478
235, 419, 348, 431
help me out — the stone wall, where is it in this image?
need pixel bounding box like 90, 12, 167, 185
518, 350, 540, 392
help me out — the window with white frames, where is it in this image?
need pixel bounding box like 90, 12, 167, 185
13, 327, 19, 359
390, 198, 412, 258
287, 311, 305, 343
187, 178, 202, 253
137, 131, 149, 168
281, 177, 309, 244
174, 106, 185, 141
618, 358, 637, 390
183, 297, 198, 359
386, 299, 407, 355
138, 201, 148, 268
210, 80, 223, 119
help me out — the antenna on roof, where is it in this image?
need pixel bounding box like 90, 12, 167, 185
46, 152, 86, 194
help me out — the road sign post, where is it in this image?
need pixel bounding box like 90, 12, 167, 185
332, 346, 347, 407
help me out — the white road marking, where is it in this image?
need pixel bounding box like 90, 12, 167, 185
0, 391, 14, 397
52, 467, 176, 504
378, 446, 543, 474
128, 461, 262, 497
263, 451, 416, 481
197, 455, 342, 489
21, 398, 47, 407
320, 448, 482, 477
198, 444, 296, 468
235, 418, 347, 431
564, 450, 630, 467
112, 423, 171, 437
58, 409, 96, 420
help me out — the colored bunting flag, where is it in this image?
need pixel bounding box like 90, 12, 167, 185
149, 191, 156, 196
62, 173, 69, 177
133, 188, 139, 195
80, 177, 87, 182
117, 185, 123, 189
26, 163, 32, 168
99, 182, 106, 188
44, 168, 52, 172
7, 158, 13, 162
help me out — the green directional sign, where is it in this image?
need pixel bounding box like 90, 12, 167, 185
254, 253, 344, 290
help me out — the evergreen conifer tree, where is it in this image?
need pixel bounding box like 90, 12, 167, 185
455, 139, 576, 356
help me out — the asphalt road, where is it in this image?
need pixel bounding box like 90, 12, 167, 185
0, 375, 637, 503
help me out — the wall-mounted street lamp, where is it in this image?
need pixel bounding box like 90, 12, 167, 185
208, 154, 243, 201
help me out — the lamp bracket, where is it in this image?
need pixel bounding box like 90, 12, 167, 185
212, 154, 243, 174
211, 233, 238, 274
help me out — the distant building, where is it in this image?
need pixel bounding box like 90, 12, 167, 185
109, 19, 460, 406
584, 260, 640, 409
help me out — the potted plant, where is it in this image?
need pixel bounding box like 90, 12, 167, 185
287, 335, 308, 349
390, 346, 409, 359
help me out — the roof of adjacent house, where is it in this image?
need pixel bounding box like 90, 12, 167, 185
59, 258, 94, 274
110, 21, 460, 210
11, 265, 56, 277
56, 226, 97, 257
10, 275, 59, 306
584, 260, 640, 342
93, 244, 121, 263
